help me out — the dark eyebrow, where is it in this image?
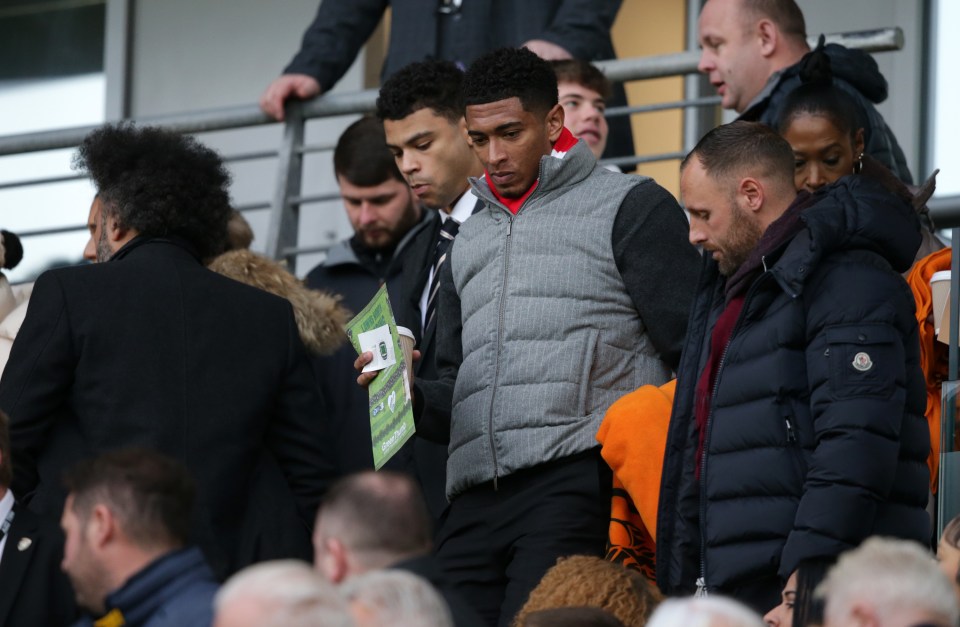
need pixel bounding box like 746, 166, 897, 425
403, 131, 434, 146
342, 193, 395, 204
494, 121, 523, 134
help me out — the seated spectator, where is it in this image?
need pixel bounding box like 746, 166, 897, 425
763, 558, 834, 627
938, 514, 960, 606
817, 537, 959, 627
214, 560, 353, 627
776, 39, 943, 267
522, 607, 626, 627
312, 471, 484, 627
61, 449, 219, 627
513, 555, 661, 627
0, 409, 77, 626
646, 596, 765, 627
552, 59, 614, 166
340, 569, 453, 627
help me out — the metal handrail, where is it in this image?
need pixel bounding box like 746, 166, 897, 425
0, 27, 904, 158
0, 27, 908, 266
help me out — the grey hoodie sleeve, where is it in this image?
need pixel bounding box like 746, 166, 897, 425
612, 179, 700, 371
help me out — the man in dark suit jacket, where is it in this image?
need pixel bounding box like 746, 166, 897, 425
0, 123, 334, 579
376, 60, 485, 521
313, 471, 485, 627
259, 0, 634, 168
303, 117, 432, 485
0, 409, 77, 627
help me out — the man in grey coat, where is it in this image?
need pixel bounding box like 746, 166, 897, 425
359, 47, 699, 626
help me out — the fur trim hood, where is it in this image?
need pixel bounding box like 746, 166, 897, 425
208, 249, 348, 355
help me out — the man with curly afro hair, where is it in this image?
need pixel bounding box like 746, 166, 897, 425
0, 123, 334, 580
358, 47, 699, 626
76, 123, 232, 262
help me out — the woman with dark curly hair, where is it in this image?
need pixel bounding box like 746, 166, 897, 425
513, 555, 662, 627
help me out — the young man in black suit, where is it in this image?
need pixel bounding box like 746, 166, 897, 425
0, 123, 334, 578
376, 59, 485, 521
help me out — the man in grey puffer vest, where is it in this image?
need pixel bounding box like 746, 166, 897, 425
356, 47, 700, 626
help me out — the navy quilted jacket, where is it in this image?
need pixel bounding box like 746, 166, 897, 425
657, 175, 929, 596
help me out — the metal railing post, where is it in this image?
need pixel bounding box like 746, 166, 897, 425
265, 104, 305, 269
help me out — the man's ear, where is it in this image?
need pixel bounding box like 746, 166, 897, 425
105, 215, 130, 245
848, 601, 880, 627
321, 537, 351, 584
737, 177, 765, 214
545, 103, 565, 144
88, 504, 117, 549
757, 19, 779, 58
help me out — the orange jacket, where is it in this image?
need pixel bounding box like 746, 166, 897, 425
597, 379, 675, 581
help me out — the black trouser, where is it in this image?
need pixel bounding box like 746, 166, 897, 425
434, 450, 612, 627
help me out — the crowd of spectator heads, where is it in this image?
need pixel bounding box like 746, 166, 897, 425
3, 0, 957, 624
46, 443, 960, 627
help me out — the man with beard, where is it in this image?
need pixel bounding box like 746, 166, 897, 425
1, 123, 331, 578
656, 121, 930, 614
305, 116, 432, 478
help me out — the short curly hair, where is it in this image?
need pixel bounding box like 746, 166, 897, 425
462, 47, 558, 114
513, 556, 662, 627
376, 59, 464, 123
73, 123, 232, 260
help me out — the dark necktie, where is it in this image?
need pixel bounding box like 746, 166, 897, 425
424, 217, 460, 333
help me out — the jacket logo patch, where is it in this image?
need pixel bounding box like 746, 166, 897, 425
851, 352, 873, 372
17, 537, 31, 551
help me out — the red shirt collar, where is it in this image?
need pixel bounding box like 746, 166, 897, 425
485, 128, 578, 214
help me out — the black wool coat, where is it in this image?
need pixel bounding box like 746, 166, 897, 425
0, 237, 334, 578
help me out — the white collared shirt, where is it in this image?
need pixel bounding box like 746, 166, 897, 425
0, 489, 15, 568
419, 189, 479, 330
